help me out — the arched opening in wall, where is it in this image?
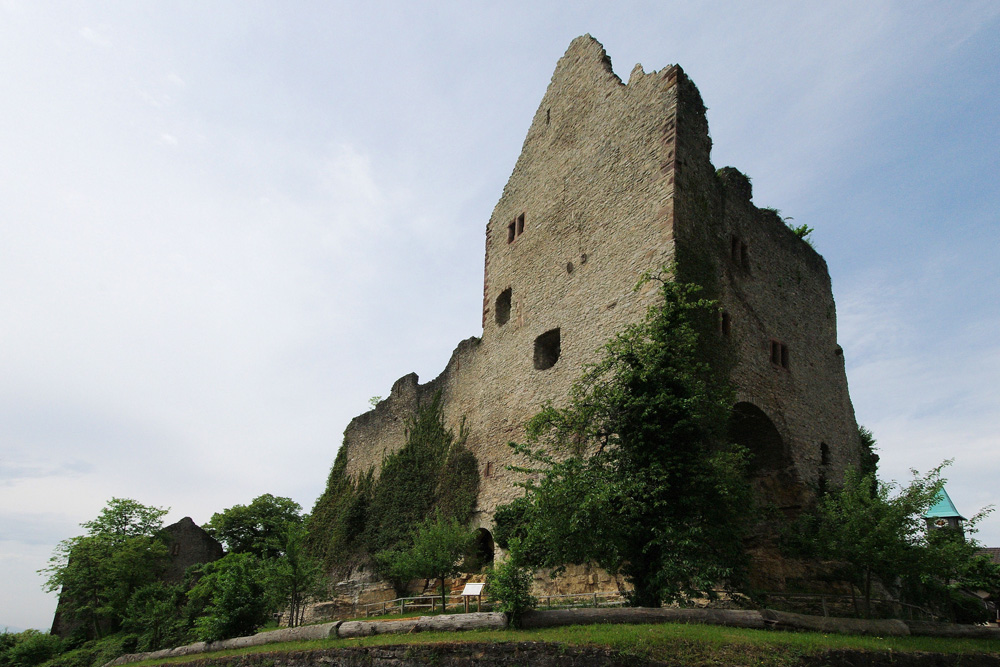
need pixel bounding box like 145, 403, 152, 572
495, 288, 512, 326
728, 402, 803, 511
534, 328, 560, 370
465, 528, 495, 572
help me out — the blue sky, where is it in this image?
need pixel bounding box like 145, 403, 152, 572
1, 2, 998, 631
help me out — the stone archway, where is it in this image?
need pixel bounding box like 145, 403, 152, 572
465, 527, 495, 572
728, 402, 804, 511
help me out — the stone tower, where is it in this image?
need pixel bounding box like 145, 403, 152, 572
337, 35, 860, 542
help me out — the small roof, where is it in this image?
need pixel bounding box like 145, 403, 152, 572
925, 487, 966, 520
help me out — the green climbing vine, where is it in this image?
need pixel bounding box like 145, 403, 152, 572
305, 392, 479, 577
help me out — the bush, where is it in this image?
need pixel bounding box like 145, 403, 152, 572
4, 631, 62, 667
486, 557, 536, 627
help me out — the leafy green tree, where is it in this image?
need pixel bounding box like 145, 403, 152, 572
40, 499, 170, 639
81, 498, 168, 541
1, 630, 62, 667
188, 553, 276, 641
485, 554, 536, 627
122, 583, 187, 652
268, 523, 326, 627
377, 511, 476, 612
800, 460, 1000, 620
916, 525, 1000, 623
205, 494, 303, 559
807, 466, 940, 616
495, 275, 752, 608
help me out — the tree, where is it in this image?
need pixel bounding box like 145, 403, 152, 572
494, 274, 753, 607
801, 461, 1000, 620
376, 511, 476, 613
807, 466, 940, 616
205, 494, 303, 559
40, 499, 170, 639
268, 523, 326, 627
1, 630, 62, 667
188, 553, 276, 641
485, 554, 536, 627
81, 498, 168, 542
122, 583, 187, 652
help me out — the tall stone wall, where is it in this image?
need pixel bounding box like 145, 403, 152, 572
337, 34, 859, 540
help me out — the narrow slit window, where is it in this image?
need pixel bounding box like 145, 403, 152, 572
507, 220, 516, 244
770, 339, 789, 369
516, 213, 525, 236
720, 311, 731, 336
820, 442, 830, 466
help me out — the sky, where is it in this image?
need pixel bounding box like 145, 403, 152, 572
1, 1, 998, 632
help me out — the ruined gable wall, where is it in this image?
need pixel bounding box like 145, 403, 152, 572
337, 35, 859, 536
339, 35, 685, 523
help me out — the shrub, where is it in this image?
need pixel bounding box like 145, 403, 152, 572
486, 556, 536, 627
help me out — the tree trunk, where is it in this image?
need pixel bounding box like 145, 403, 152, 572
439, 576, 447, 614
864, 569, 872, 619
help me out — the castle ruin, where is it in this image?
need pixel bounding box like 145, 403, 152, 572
333, 35, 861, 587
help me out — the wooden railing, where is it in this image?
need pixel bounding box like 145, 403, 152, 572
348, 589, 936, 621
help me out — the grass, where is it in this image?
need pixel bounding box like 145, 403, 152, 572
124, 622, 1000, 667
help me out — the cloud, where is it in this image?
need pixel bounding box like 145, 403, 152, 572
78, 26, 111, 49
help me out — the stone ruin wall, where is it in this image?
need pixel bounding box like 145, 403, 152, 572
335, 35, 861, 596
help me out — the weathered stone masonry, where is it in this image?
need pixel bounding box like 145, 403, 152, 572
337, 35, 861, 564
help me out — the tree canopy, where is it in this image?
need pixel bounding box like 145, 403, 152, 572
40, 499, 170, 640
205, 494, 303, 559
795, 462, 1000, 621
376, 511, 476, 612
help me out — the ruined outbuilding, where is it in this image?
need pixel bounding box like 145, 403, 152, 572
331, 35, 861, 592
50, 517, 223, 638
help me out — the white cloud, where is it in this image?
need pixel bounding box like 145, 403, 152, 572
78, 25, 110, 49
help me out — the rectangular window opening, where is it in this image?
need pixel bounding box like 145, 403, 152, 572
516, 213, 525, 236
770, 339, 790, 369
507, 221, 516, 244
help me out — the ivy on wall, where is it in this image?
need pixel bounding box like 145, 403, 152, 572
305, 392, 479, 576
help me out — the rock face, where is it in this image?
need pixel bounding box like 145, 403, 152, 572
330, 35, 861, 587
